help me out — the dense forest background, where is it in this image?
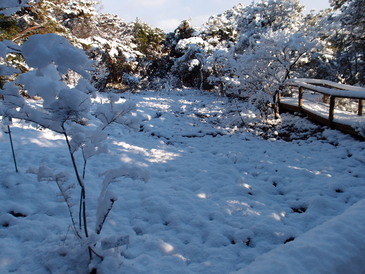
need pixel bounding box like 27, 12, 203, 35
1, 0, 364, 112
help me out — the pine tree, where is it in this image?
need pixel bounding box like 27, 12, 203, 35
327, 0, 365, 85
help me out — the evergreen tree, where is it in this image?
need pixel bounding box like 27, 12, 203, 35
327, 0, 365, 85
133, 19, 165, 59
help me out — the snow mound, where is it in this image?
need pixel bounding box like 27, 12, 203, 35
236, 198, 365, 274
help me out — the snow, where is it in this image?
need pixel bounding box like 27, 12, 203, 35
22, 34, 93, 78
176, 37, 208, 51
293, 78, 365, 92
0, 0, 35, 15
1, 89, 365, 273
235, 198, 365, 274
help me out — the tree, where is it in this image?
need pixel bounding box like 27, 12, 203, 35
327, 0, 365, 85
204, 0, 318, 117
133, 19, 165, 59
200, 5, 241, 47
236, 29, 318, 117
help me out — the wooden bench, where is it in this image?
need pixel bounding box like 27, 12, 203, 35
279, 78, 365, 138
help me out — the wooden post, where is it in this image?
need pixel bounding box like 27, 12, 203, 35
298, 87, 303, 111
329, 96, 335, 126
358, 99, 363, 116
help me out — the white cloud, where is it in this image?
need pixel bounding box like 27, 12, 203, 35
155, 18, 181, 32
190, 14, 211, 29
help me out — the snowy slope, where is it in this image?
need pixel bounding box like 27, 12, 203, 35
1, 89, 365, 273
236, 198, 365, 273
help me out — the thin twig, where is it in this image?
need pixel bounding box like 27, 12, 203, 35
82, 189, 88, 237
7, 125, 18, 172
79, 190, 83, 231
62, 124, 89, 238
55, 178, 82, 239
96, 198, 115, 235
233, 98, 246, 126
89, 246, 104, 261
82, 148, 87, 179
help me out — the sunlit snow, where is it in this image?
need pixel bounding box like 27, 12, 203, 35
1, 89, 364, 273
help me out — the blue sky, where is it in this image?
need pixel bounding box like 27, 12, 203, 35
98, 0, 330, 32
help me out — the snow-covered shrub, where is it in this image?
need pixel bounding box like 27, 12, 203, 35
122, 72, 140, 90
0, 28, 148, 271
171, 41, 208, 89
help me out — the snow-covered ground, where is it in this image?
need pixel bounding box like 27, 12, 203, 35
1, 89, 365, 273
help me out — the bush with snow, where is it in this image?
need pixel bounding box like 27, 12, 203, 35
0, 17, 148, 271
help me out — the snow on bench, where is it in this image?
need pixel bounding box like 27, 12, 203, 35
279, 78, 365, 137
286, 78, 365, 99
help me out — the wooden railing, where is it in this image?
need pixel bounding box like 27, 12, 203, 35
279, 78, 365, 137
